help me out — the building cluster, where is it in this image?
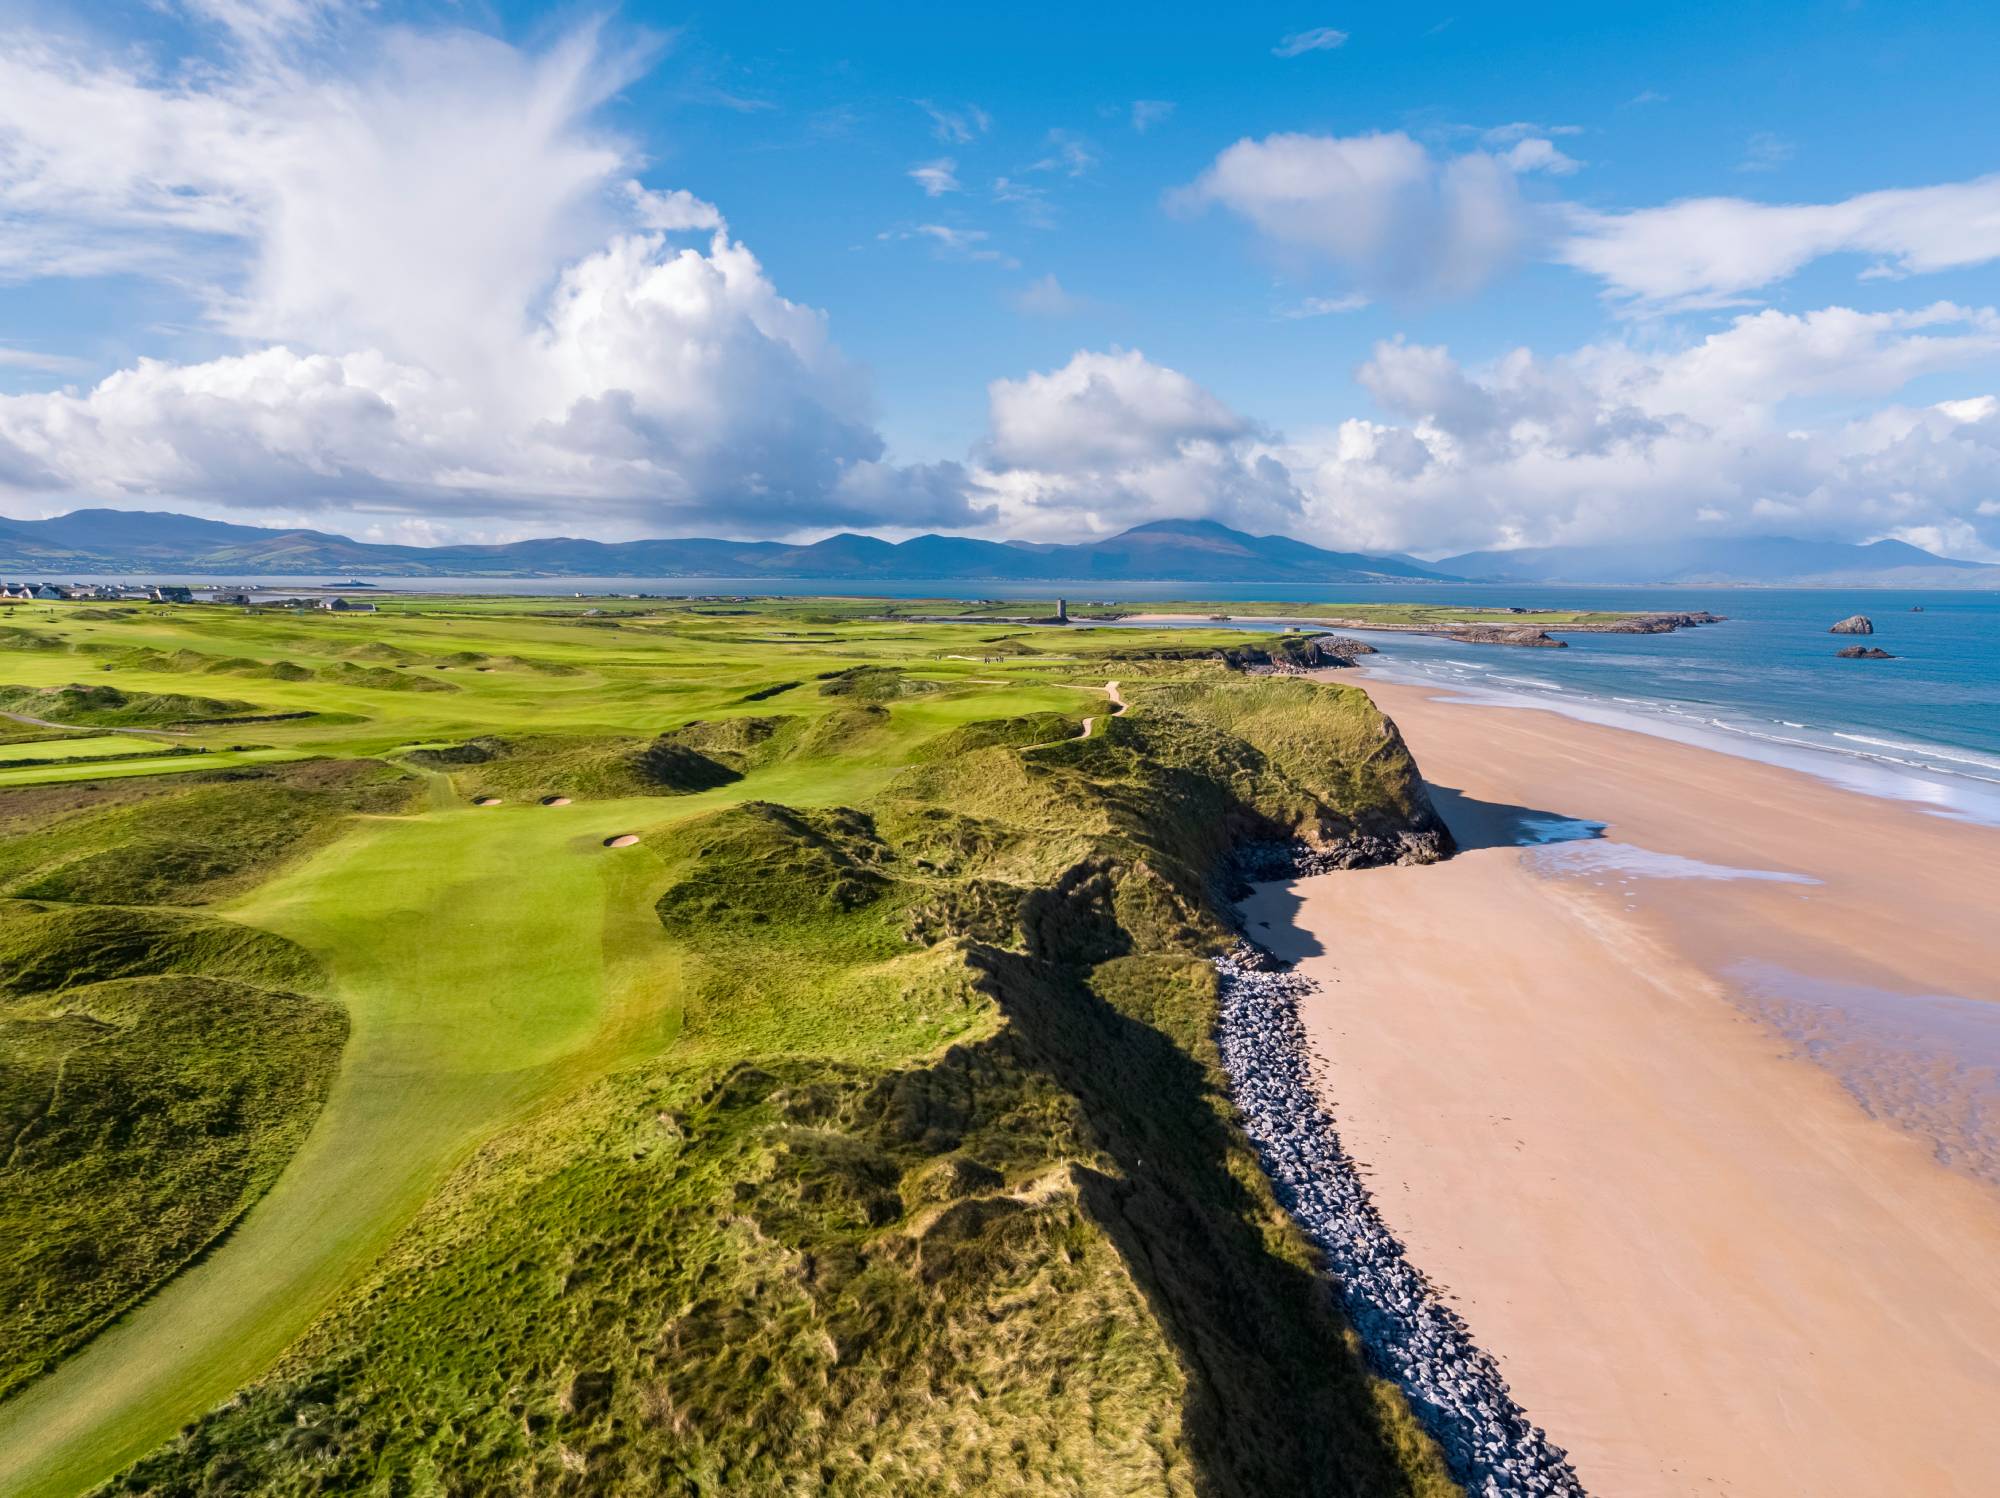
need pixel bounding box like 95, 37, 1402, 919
0, 582, 376, 611
0, 582, 193, 603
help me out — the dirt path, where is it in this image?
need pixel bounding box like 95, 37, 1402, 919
1078, 679, 1125, 739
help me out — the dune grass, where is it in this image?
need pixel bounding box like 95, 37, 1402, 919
0, 596, 1458, 1498
0, 946, 343, 1402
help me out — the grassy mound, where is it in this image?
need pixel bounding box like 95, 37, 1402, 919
633, 739, 743, 794
340, 643, 421, 664
401, 739, 499, 767
418, 735, 704, 802
324, 663, 457, 693
911, 710, 1082, 760
105, 677, 1457, 1497
0, 628, 66, 653
0, 906, 340, 1402
0, 901, 322, 996
0, 683, 253, 727
654, 801, 892, 932
0, 758, 418, 905
816, 665, 942, 701
651, 716, 808, 777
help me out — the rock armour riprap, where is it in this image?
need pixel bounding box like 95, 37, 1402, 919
1214, 944, 1587, 1497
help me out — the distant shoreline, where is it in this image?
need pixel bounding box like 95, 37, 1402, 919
4, 570, 1997, 592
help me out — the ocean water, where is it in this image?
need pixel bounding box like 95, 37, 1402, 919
1089, 585, 2000, 826
1727, 961, 2000, 1189
49, 573, 2000, 824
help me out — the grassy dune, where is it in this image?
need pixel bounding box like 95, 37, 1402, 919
0, 907, 341, 1401
0, 597, 1457, 1497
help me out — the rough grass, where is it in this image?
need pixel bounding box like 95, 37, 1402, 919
0, 683, 253, 727
0, 758, 419, 905
0, 906, 340, 1403
910, 710, 1083, 760
0, 596, 1468, 1498
98, 671, 1457, 1498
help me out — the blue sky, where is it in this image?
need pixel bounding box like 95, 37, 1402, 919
3, 1, 2000, 556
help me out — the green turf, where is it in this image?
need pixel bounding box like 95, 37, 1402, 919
0, 596, 1469, 1498
0, 737, 174, 764
0, 964, 344, 1403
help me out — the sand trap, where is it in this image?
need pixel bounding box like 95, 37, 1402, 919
471, 796, 502, 806
541, 795, 571, 806
603, 833, 639, 848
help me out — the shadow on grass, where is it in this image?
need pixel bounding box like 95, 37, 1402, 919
977, 926, 1439, 1498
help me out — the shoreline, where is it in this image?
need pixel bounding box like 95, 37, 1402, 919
1239, 676, 2000, 1494
1351, 657, 2000, 830
1214, 945, 1583, 1496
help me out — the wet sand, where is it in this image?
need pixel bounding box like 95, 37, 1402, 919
1238, 676, 2000, 1496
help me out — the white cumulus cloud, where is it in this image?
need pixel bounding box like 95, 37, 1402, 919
1170, 130, 1560, 299
0, 10, 978, 536
975, 349, 1302, 535
1559, 174, 2000, 310
1283, 304, 2000, 556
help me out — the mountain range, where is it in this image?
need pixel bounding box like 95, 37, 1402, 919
1439, 536, 2000, 588
0, 511, 1447, 583
2, 508, 1995, 587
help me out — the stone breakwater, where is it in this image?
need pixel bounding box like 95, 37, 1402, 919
1214, 944, 1586, 1496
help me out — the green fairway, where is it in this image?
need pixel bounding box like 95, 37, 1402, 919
0, 737, 165, 764
0, 595, 1471, 1497
0, 747, 307, 787
0, 753, 963, 1494
0, 793, 673, 1494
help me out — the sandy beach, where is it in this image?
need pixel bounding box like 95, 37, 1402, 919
1239, 675, 2000, 1497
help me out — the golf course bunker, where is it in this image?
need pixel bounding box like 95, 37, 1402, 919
542, 795, 572, 806
472, 796, 502, 807
603, 833, 640, 848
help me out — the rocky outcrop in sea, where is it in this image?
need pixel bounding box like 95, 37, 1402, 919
1214, 943, 1587, 1496
1443, 625, 1567, 649
1830, 614, 1875, 635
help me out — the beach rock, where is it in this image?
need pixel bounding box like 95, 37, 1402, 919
1214, 944, 1585, 1496
1302, 635, 1380, 669
1602, 610, 1724, 634
1445, 626, 1567, 649
1829, 615, 1874, 635
1835, 645, 1896, 659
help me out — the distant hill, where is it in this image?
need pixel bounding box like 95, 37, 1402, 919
0, 511, 1452, 583
1437, 536, 2000, 588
